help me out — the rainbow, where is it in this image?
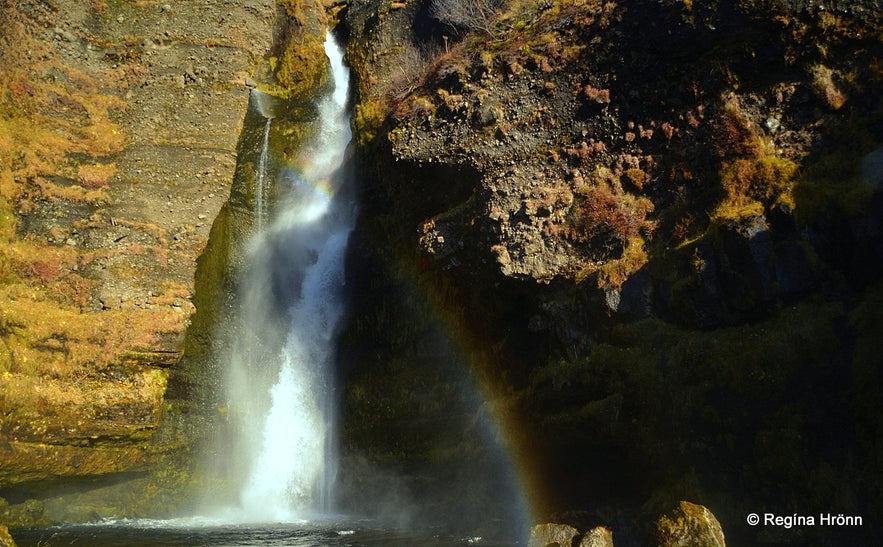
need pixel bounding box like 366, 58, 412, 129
379, 254, 541, 537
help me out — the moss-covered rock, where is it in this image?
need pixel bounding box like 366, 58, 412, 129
528, 522, 579, 547
656, 501, 726, 547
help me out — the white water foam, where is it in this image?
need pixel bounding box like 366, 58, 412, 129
218, 32, 353, 523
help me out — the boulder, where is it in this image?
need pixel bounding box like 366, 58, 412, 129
716, 215, 776, 309
656, 501, 726, 547
529, 523, 580, 547
616, 268, 653, 319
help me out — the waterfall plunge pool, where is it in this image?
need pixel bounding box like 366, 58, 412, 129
10, 517, 516, 546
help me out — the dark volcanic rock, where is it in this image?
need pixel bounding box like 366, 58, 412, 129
341, 0, 883, 544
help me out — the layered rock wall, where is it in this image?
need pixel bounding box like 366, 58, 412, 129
0, 0, 285, 523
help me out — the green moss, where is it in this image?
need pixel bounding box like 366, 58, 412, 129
178, 204, 234, 368
255, 0, 329, 100
353, 96, 386, 146
706, 92, 797, 224
270, 40, 329, 100
278, 0, 308, 23
597, 235, 650, 288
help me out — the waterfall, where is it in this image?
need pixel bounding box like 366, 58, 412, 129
254, 118, 272, 234
220, 32, 353, 522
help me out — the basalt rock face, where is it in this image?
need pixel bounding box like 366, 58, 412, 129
339, 0, 882, 543
0, 0, 288, 524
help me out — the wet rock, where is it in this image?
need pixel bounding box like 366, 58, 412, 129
656, 501, 726, 547
529, 523, 579, 547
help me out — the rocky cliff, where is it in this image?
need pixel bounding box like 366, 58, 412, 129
337, 0, 883, 543
0, 0, 288, 523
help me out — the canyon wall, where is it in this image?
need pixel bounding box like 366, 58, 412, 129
337, 0, 883, 543
0, 0, 330, 523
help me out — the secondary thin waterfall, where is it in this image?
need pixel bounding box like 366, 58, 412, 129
221, 32, 353, 522
255, 118, 272, 233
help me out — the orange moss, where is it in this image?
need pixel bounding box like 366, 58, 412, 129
713, 94, 762, 159
78, 163, 118, 189
33, 176, 111, 204
1, 282, 182, 372
810, 64, 847, 110
567, 179, 655, 257
0, 8, 127, 185
0, 0, 183, 432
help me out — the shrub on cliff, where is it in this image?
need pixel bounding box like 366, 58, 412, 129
429, 0, 507, 37
567, 181, 654, 260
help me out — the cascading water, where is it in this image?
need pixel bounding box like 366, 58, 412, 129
254, 117, 272, 234
219, 32, 353, 523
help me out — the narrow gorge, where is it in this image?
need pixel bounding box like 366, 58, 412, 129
2, 0, 882, 546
